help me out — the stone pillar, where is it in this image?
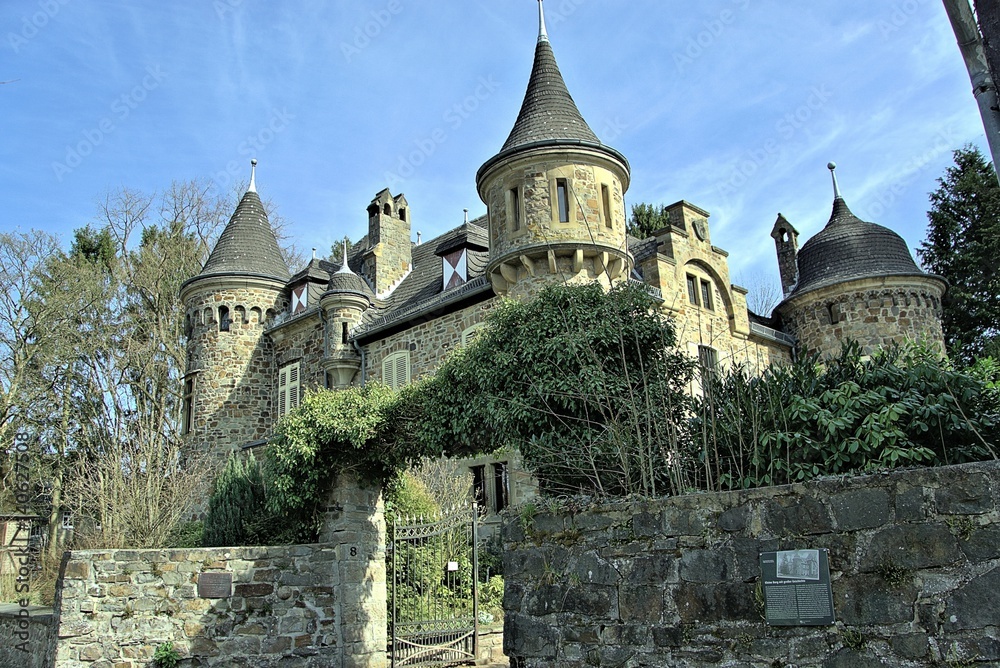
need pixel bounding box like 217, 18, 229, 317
320, 474, 388, 668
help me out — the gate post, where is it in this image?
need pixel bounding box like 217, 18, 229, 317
320, 473, 388, 668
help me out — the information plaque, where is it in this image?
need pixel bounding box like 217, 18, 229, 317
197, 572, 233, 599
759, 549, 834, 626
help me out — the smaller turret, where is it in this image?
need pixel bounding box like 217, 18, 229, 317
770, 213, 799, 297
321, 241, 373, 388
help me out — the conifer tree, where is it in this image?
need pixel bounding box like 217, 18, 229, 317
919, 146, 1000, 362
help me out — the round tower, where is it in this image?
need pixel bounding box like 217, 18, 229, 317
180, 160, 291, 466
777, 164, 947, 358
320, 241, 373, 389
476, 0, 631, 300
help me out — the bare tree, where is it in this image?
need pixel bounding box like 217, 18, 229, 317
735, 269, 783, 317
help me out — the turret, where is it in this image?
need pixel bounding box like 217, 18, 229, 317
777, 163, 947, 357
320, 241, 373, 388
179, 160, 290, 466
771, 213, 800, 297
476, 0, 631, 299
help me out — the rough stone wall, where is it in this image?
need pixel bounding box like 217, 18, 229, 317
0, 604, 55, 668
484, 153, 627, 265
502, 459, 1000, 667
183, 281, 287, 466
364, 299, 496, 385
51, 477, 387, 668
271, 312, 326, 392
780, 277, 946, 359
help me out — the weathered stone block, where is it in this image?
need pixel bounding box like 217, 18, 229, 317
822, 648, 888, 668
766, 496, 833, 535
234, 582, 273, 597
505, 613, 558, 658
834, 574, 915, 624
960, 525, 1000, 561
889, 633, 928, 660
861, 523, 962, 571
679, 549, 732, 583
619, 585, 662, 622
935, 474, 993, 514
830, 488, 890, 530
675, 582, 755, 623
716, 505, 749, 533
945, 566, 1000, 630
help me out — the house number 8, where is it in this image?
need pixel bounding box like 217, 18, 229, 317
350, 547, 357, 557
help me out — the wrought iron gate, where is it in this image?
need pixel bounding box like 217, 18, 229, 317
389, 505, 479, 667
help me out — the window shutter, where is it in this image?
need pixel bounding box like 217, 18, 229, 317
288, 363, 300, 410
278, 368, 288, 417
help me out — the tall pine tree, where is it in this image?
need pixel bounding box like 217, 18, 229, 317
919, 146, 1000, 361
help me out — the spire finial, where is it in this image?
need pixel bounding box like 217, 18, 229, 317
828, 162, 842, 199
337, 240, 352, 274
538, 0, 548, 42
248, 159, 258, 193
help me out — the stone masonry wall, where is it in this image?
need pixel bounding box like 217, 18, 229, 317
51, 477, 387, 668
502, 459, 1000, 667
0, 604, 56, 668
780, 277, 946, 359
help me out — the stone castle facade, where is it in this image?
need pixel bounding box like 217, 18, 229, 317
180, 3, 946, 509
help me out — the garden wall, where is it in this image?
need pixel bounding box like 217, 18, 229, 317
502, 459, 1000, 667
48, 474, 386, 668
0, 603, 56, 668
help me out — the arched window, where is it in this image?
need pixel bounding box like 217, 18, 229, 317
383, 203, 392, 216
219, 306, 231, 332
461, 323, 486, 347
398, 207, 407, 222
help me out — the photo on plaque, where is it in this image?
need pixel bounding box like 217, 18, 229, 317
776, 549, 820, 581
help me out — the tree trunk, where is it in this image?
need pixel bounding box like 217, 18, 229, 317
976, 0, 1000, 83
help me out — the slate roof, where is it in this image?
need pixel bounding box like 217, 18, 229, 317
500, 37, 600, 153
199, 190, 291, 282
789, 197, 926, 298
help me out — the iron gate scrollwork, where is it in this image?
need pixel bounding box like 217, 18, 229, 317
389, 504, 479, 667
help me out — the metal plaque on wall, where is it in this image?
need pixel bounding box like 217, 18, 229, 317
197, 572, 233, 599
759, 549, 834, 626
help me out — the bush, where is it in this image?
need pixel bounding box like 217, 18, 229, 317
203, 453, 269, 547
164, 521, 203, 548
698, 341, 999, 489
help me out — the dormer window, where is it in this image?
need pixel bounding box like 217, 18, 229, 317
443, 249, 468, 290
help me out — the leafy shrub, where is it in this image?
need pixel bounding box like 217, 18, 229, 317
413, 282, 696, 498
164, 520, 203, 548
698, 341, 999, 490
153, 641, 181, 668
203, 453, 269, 547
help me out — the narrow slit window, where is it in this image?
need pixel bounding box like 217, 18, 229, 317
556, 179, 570, 223
492, 462, 509, 513
700, 280, 714, 311
510, 187, 521, 231
182, 378, 194, 435
341, 321, 349, 344
602, 185, 612, 228
219, 306, 231, 332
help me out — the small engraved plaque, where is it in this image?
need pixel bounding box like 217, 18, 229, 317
198, 572, 232, 599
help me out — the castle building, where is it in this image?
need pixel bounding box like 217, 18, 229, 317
180, 1, 946, 511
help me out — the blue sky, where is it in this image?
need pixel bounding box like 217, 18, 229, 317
0, 0, 988, 291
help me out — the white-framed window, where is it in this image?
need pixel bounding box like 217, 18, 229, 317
61, 512, 74, 530
382, 351, 411, 390
278, 362, 301, 418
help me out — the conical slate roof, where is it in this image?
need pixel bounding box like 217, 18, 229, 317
200, 188, 291, 282
791, 197, 924, 297
499, 36, 600, 153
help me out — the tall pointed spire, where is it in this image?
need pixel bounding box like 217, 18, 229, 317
196, 159, 290, 282
496, 5, 600, 154
337, 240, 353, 274
537, 0, 548, 42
